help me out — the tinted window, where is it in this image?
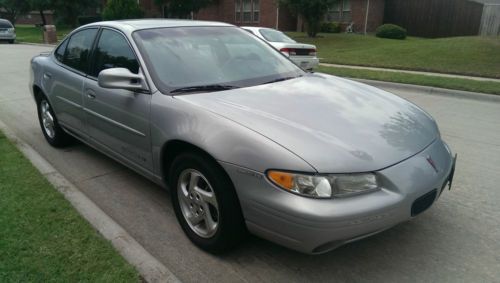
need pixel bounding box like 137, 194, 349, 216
63, 29, 98, 73
92, 29, 139, 77
54, 39, 68, 62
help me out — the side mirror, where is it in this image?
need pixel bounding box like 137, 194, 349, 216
98, 68, 148, 92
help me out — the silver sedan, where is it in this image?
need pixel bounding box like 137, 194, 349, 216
30, 20, 456, 254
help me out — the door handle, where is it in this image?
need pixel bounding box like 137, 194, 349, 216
43, 73, 52, 80
86, 89, 96, 99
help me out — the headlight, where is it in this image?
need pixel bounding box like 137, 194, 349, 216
267, 170, 380, 198
8, 28, 15, 33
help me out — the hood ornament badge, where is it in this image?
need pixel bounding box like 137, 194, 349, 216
426, 155, 439, 173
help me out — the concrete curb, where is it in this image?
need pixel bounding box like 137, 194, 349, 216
320, 63, 500, 83
353, 78, 500, 103
17, 42, 56, 47
0, 120, 181, 283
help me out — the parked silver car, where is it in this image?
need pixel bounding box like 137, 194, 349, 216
242, 26, 319, 70
30, 20, 456, 254
0, 19, 16, 43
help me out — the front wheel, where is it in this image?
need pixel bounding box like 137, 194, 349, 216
8, 39, 14, 44
170, 152, 246, 253
37, 97, 73, 147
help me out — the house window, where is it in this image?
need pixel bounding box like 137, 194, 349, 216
327, 0, 351, 22
235, 0, 260, 23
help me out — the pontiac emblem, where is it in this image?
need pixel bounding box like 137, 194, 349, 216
426, 156, 439, 173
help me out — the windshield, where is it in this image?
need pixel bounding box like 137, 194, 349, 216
133, 26, 303, 94
0, 20, 13, 28
259, 29, 296, 43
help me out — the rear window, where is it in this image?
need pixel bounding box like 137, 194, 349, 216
0, 21, 13, 28
259, 29, 295, 43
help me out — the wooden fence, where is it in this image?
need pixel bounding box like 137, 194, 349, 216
384, 0, 484, 38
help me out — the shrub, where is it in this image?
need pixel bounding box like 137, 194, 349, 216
102, 0, 144, 21
321, 22, 341, 33
375, 24, 407, 40
78, 16, 103, 26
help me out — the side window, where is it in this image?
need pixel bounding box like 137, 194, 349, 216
54, 38, 68, 62
63, 29, 98, 73
92, 29, 139, 77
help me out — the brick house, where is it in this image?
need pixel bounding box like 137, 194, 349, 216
138, 0, 385, 33
8, 0, 385, 33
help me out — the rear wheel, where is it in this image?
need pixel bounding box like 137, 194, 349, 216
170, 152, 246, 253
37, 96, 73, 147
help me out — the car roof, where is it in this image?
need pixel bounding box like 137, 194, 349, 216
84, 19, 233, 32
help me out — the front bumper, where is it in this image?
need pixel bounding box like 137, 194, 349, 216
0, 33, 16, 40
221, 138, 454, 254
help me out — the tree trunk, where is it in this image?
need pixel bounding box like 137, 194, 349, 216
39, 10, 47, 26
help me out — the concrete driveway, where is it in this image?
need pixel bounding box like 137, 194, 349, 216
1, 44, 499, 282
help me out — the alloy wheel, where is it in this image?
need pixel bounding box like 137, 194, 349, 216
177, 169, 220, 238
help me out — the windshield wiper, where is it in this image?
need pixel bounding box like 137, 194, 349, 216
262, 75, 302, 85
170, 84, 239, 94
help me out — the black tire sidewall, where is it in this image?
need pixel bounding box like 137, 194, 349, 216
37, 97, 71, 147
169, 152, 245, 253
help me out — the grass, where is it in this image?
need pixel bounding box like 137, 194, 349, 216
15, 24, 73, 44
288, 32, 500, 79
316, 65, 500, 95
0, 131, 139, 282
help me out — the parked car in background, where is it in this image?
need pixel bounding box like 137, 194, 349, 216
0, 19, 16, 43
30, 20, 456, 255
242, 26, 319, 70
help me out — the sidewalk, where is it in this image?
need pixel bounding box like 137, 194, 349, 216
320, 63, 500, 83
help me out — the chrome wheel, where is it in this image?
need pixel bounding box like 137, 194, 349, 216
177, 169, 220, 238
40, 100, 55, 139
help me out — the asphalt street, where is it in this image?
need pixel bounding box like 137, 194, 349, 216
1, 44, 499, 282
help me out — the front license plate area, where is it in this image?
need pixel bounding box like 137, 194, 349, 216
447, 154, 457, 190
441, 154, 457, 194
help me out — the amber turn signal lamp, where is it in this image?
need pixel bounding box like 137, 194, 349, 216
267, 171, 294, 190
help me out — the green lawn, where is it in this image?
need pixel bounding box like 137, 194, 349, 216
316, 65, 500, 95
15, 24, 73, 44
0, 131, 139, 282
288, 32, 500, 79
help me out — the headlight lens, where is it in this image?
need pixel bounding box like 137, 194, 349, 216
8, 28, 15, 33
267, 170, 380, 198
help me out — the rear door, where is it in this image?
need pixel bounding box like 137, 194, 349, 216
83, 28, 153, 170
46, 28, 98, 136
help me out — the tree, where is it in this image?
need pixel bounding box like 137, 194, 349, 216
281, 0, 334, 37
0, 0, 31, 25
155, 0, 217, 19
28, 0, 52, 26
102, 0, 143, 21
52, 0, 98, 27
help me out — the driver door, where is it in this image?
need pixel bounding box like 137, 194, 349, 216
83, 28, 153, 170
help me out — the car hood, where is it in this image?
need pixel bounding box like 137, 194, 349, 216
175, 74, 438, 173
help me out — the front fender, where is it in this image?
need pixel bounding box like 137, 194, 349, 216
150, 92, 315, 176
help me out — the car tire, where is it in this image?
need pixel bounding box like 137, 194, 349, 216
37, 96, 73, 147
8, 39, 14, 44
169, 152, 246, 254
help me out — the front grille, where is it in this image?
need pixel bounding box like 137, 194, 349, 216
411, 189, 437, 216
